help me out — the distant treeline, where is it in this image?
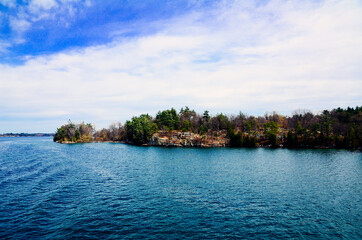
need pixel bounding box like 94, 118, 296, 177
0, 133, 54, 137
54, 106, 361, 149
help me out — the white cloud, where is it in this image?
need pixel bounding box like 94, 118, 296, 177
7, 17, 31, 44
9, 17, 31, 33
1, 0, 89, 50
29, 0, 58, 12
0, 40, 11, 54
0, 0, 16, 8
1, 0, 362, 132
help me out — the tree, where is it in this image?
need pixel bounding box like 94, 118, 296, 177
203, 110, 210, 122
54, 121, 94, 142
199, 110, 211, 134
295, 121, 306, 135
228, 131, 243, 147
155, 108, 180, 130
285, 130, 298, 148
181, 120, 192, 132
264, 121, 279, 147
264, 121, 278, 134
216, 113, 229, 130
125, 115, 158, 145
244, 135, 257, 147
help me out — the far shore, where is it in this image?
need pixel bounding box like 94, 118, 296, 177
0, 134, 54, 137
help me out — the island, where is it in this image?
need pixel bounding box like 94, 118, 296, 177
54, 106, 361, 150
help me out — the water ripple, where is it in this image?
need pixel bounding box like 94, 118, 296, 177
0, 137, 361, 239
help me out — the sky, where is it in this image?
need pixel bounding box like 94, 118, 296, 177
0, 0, 361, 133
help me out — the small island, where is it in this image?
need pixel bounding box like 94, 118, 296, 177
54, 106, 361, 150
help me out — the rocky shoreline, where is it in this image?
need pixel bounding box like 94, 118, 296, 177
56, 130, 228, 147
56, 130, 361, 150
148, 131, 228, 147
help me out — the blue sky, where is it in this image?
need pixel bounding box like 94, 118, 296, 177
1, 0, 215, 63
0, 0, 361, 133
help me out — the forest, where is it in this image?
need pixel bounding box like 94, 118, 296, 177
54, 106, 361, 149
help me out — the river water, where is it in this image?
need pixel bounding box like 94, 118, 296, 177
0, 137, 361, 239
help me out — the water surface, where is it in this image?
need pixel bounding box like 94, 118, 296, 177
0, 137, 361, 239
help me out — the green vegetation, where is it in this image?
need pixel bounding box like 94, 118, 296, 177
54, 106, 362, 149
155, 108, 180, 131
54, 121, 93, 143
264, 121, 279, 148
284, 107, 362, 149
125, 115, 158, 145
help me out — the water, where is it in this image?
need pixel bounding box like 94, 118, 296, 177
0, 137, 361, 239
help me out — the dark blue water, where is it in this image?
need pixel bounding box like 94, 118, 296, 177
0, 137, 361, 239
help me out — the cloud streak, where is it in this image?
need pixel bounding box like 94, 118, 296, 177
0, 0, 361, 132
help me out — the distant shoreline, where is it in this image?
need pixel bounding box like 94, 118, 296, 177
0, 133, 54, 137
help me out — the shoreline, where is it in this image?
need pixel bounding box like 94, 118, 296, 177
55, 140, 361, 150
53, 106, 361, 150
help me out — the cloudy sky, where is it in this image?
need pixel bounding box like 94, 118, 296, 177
0, 0, 361, 133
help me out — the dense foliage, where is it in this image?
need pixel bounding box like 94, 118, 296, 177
125, 115, 158, 145
54, 121, 93, 143
284, 107, 362, 149
54, 106, 361, 149
155, 108, 180, 131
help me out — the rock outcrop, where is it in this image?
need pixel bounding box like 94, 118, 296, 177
148, 131, 229, 147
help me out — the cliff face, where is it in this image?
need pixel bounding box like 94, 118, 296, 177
148, 131, 229, 147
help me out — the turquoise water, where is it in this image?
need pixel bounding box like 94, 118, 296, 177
0, 137, 361, 239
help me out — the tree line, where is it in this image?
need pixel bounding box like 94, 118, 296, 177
54, 106, 361, 149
